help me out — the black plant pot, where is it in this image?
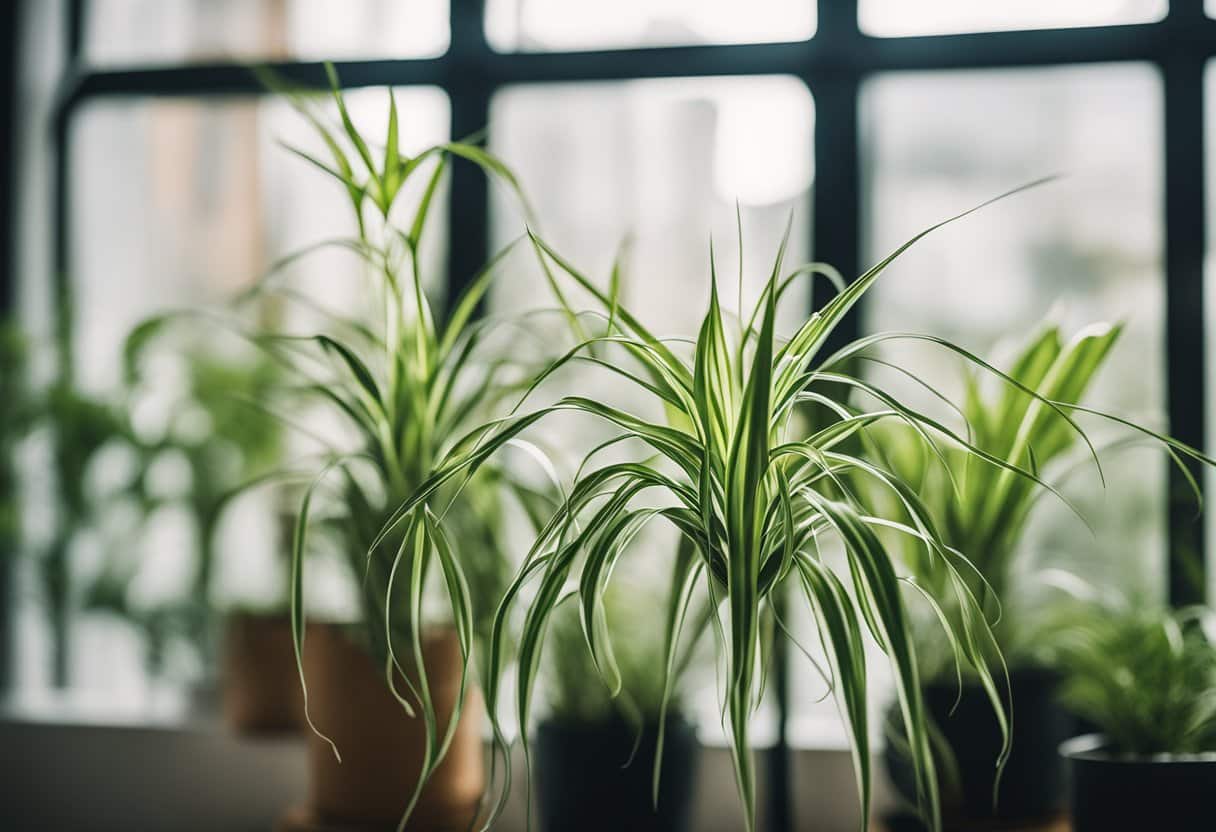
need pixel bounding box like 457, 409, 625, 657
884, 666, 1073, 828
534, 715, 699, 832
1061, 734, 1216, 832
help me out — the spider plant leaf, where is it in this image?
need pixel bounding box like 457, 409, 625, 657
407, 153, 447, 251
808, 493, 942, 830
439, 237, 525, 356
653, 536, 704, 806
315, 335, 382, 413
525, 230, 688, 381
383, 87, 401, 203
694, 244, 738, 461
796, 555, 870, 832
325, 64, 377, 180
290, 461, 348, 764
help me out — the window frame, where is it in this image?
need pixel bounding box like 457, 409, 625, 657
28, 1, 1216, 828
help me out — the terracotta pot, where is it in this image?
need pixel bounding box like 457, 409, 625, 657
223, 611, 305, 735
303, 623, 484, 828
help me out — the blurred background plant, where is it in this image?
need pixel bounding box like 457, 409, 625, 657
0, 321, 38, 689
83, 324, 287, 679
863, 321, 1126, 677
542, 558, 703, 728
1057, 601, 1216, 755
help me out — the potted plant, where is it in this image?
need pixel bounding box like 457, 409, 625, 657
246, 69, 548, 829
870, 322, 1214, 828
0, 321, 36, 690
112, 324, 296, 732
387, 188, 1091, 832
873, 322, 1119, 826
534, 558, 704, 832
1057, 602, 1216, 831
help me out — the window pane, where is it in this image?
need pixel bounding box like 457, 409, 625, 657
488, 76, 814, 744
55, 89, 448, 698
490, 77, 813, 333
860, 0, 1166, 37
85, 0, 448, 65
862, 65, 1166, 598
485, 0, 815, 52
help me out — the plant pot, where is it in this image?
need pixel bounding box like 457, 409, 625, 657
222, 611, 304, 735
534, 715, 698, 832
884, 666, 1073, 828
301, 622, 484, 829
1061, 734, 1216, 832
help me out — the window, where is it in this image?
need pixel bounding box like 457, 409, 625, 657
863, 64, 1167, 596
12, 4, 1216, 830
85, 0, 449, 65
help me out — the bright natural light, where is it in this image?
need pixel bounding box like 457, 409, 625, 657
860, 0, 1167, 37
485, 0, 815, 51
85, 0, 449, 64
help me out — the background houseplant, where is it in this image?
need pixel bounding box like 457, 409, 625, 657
535, 558, 704, 832
386, 187, 1096, 832
0, 321, 36, 690
870, 321, 1216, 827
247, 69, 554, 827
1057, 602, 1216, 831
872, 322, 1121, 824
95, 327, 292, 728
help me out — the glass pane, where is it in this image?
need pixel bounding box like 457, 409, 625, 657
862, 64, 1166, 599
860, 0, 1166, 37
485, 0, 815, 52
54, 88, 448, 699
85, 0, 449, 65
488, 76, 814, 743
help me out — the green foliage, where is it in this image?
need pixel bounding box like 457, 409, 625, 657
247, 68, 552, 826
864, 323, 1121, 672
384, 187, 1087, 832
544, 565, 701, 726
864, 322, 1215, 679
0, 321, 34, 550
1057, 603, 1216, 755
85, 332, 287, 664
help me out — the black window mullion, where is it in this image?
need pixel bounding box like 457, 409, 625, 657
1163, 1, 1209, 605
445, 0, 493, 314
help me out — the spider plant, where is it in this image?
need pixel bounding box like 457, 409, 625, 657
863, 322, 1122, 675
245, 67, 552, 822
380, 184, 1106, 831
1057, 602, 1216, 755
866, 321, 1215, 680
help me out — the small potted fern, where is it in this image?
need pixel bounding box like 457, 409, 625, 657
535, 559, 703, 832
1057, 603, 1216, 831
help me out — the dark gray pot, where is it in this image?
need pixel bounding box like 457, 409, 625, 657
534, 715, 698, 832
1061, 733, 1216, 832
